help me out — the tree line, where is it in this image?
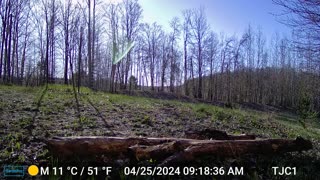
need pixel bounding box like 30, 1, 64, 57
0, 0, 319, 112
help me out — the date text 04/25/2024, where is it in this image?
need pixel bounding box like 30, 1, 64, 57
123, 166, 243, 176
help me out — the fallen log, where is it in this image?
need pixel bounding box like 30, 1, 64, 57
47, 136, 201, 158
46, 136, 312, 165
159, 136, 312, 166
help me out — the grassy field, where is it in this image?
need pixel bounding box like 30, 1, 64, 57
0, 84, 319, 179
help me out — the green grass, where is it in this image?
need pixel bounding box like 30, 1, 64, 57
1, 84, 320, 138
1, 84, 320, 179
276, 118, 320, 139
108, 93, 154, 109
88, 86, 320, 140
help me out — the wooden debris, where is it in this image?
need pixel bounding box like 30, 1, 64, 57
46, 136, 312, 165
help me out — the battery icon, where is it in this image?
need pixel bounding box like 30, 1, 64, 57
3, 165, 26, 177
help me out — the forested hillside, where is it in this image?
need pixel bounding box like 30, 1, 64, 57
0, 0, 319, 114
186, 68, 320, 110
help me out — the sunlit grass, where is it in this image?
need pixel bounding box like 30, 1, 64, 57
276, 119, 320, 139
106, 93, 154, 109
1, 84, 319, 140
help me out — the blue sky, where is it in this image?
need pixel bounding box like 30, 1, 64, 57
139, 0, 291, 39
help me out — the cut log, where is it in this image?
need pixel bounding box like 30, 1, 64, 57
185, 128, 256, 140
46, 136, 312, 165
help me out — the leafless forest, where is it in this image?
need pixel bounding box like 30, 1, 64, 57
0, 0, 319, 112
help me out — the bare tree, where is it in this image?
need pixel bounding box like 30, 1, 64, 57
273, 0, 320, 110
121, 0, 142, 89
169, 17, 180, 93
0, 0, 29, 83
87, 0, 92, 88
19, 1, 32, 84
273, 0, 320, 53
160, 34, 169, 91
141, 22, 163, 91
206, 32, 218, 101
62, 0, 72, 84
39, 0, 59, 85
0, 0, 13, 82
104, 3, 120, 92
182, 9, 192, 96
190, 7, 210, 98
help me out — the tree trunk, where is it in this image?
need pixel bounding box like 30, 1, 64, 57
6, 14, 12, 83
77, 27, 83, 93
184, 39, 189, 96
0, 18, 6, 79
64, 27, 69, 85
87, 0, 93, 89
